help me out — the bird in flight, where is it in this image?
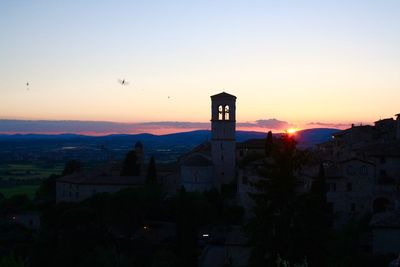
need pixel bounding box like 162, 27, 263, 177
118, 79, 129, 86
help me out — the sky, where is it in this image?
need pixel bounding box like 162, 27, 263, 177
1, 0, 400, 134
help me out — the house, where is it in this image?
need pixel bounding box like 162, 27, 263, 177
310, 114, 400, 226
56, 172, 145, 203
236, 158, 273, 218
236, 139, 266, 161
370, 211, 400, 255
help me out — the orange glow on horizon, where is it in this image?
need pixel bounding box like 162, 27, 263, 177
286, 128, 298, 135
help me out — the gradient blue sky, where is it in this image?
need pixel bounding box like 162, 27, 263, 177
1, 0, 400, 133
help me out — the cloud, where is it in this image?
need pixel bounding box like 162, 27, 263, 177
0, 120, 210, 135
253, 119, 290, 129
307, 122, 350, 129
138, 122, 209, 129
0, 118, 292, 135
236, 119, 292, 132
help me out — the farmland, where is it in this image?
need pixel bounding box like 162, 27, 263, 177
0, 185, 40, 199
0, 163, 63, 198
0, 163, 64, 181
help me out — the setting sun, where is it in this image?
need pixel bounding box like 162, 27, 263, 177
286, 128, 298, 134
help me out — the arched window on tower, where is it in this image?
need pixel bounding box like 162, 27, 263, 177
218, 105, 223, 120
224, 105, 230, 120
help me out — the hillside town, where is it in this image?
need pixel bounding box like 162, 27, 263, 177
33, 92, 400, 266
1, 93, 400, 267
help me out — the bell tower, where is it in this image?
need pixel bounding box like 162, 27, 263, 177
210, 92, 236, 185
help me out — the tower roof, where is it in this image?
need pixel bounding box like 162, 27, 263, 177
135, 141, 143, 148
181, 154, 213, 167
210, 92, 236, 99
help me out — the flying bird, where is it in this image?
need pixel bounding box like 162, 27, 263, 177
118, 79, 129, 86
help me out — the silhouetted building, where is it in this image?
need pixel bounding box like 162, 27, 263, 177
308, 114, 400, 227
56, 172, 145, 203
56, 142, 168, 202
180, 92, 237, 191
211, 92, 237, 185
135, 141, 144, 165
370, 210, 400, 255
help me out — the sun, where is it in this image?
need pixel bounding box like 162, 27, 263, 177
286, 128, 298, 135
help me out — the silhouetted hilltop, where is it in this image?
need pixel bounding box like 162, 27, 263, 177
294, 128, 340, 147
0, 128, 339, 147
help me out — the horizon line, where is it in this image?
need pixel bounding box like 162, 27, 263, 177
0, 118, 353, 135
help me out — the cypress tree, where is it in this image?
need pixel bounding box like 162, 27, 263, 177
299, 163, 331, 266
120, 150, 140, 176
146, 156, 157, 184
62, 160, 82, 176
176, 188, 199, 267
248, 134, 299, 266
265, 131, 273, 156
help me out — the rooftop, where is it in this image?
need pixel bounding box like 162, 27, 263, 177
340, 158, 375, 166
237, 138, 265, 149
135, 141, 143, 148
355, 142, 400, 157
210, 92, 237, 99
181, 154, 213, 167
374, 118, 395, 124
57, 172, 145, 185
333, 125, 374, 137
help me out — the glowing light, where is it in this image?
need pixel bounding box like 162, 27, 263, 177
286, 128, 298, 134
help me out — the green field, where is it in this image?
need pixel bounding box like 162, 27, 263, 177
0, 163, 62, 199
0, 163, 64, 180
0, 185, 40, 199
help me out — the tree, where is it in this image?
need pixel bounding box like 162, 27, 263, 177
35, 174, 58, 205
0, 194, 32, 214
151, 249, 178, 267
176, 188, 199, 267
248, 133, 301, 266
120, 150, 140, 176
297, 163, 331, 266
62, 160, 82, 176
144, 156, 162, 218
249, 135, 333, 267
311, 163, 326, 194
0, 255, 25, 267
146, 156, 157, 185
265, 130, 273, 156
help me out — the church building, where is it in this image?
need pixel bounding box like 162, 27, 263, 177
180, 92, 237, 191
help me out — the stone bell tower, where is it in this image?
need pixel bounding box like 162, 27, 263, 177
210, 92, 236, 185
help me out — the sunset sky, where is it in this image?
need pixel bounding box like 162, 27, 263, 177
1, 0, 400, 134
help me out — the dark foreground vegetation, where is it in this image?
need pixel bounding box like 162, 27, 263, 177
0, 163, 243, 267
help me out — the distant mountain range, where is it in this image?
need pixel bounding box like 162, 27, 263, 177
0, 128, 340, 148
0, 128, 341, 164
293, 128, 340, 147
